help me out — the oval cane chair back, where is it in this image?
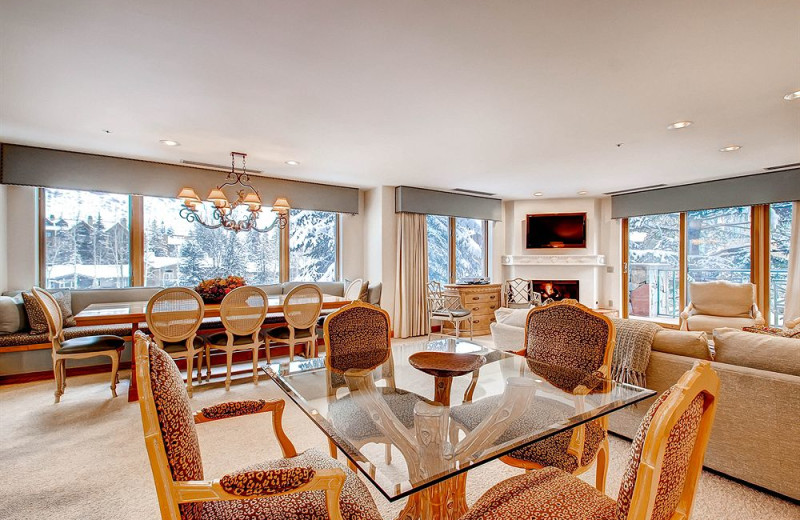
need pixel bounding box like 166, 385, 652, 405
219, 286, 269, 336
31, 287, 64, 344
323, 301, 391, 377
146, 288, 205, 345
283, 284, 323, 330
344, 279, 364, 301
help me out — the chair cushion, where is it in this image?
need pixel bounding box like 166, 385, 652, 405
689, 281, 755, 318
0, 324, 132, 348
200, 448, 381, 520
329, 388, 424, 441
56, 334, 125, 354
506, 419, 605, 473
432, 309, 471, 318
264, 326, 313, 340
206, 332, 257, 347
162, 336, 206, 354
461, 466, 617, 520
685, 314, 755, 334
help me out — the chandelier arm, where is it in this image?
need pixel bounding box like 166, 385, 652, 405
179, 206, 224, 230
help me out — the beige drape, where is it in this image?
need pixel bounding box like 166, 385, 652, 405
783, 201, 800, 327
393, 212, 429, 338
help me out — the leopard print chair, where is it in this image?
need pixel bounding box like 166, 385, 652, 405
134, 331, 381, 520
462, 361, 720, 520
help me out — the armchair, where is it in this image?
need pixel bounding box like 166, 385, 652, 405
680, 281, 764, 333
134, 330, 381, 520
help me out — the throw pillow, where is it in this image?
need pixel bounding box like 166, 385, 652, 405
22, 292, 49, 335
742, 325, 800, 339
358, 280, 370, 301
714, 327, 800, 377
0, 295, 28, 334
57, 290, 76, 327
494, 307, 530, 328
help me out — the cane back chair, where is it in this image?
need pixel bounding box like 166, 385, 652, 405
462, 361, 720, 520
32, 287, 125, 403
263, 283, 323, 361
134, 331, 381, 520
427, 281, 473, 340
344, 279, 365, 301
205, 286, 269, 391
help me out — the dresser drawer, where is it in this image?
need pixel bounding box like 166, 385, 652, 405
466, 302, 499, 315
463, 292, 499, 304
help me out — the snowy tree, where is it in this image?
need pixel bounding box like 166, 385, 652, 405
289, 210, 337, 281
179, 237, 206, 285
427, 215, 449, 284
455, 217, 485, 281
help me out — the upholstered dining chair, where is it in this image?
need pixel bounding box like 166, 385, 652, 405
263, 283, 323, 361
427, 280, 474, 340
499, 299, 616, 490
134, 331, 382, 520
146, 287, 206, 397
204, 286, 269, 391
461, 361, 720, 520
32, 287, 125, 403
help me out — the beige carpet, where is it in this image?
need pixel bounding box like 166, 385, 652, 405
1, 347, 797, 519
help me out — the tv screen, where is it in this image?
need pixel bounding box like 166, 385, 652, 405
526, 213, 586, 248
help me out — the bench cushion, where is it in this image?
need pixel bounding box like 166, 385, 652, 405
0, 324, 132, 348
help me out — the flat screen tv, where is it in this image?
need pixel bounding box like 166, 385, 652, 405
526, 213, 586, 248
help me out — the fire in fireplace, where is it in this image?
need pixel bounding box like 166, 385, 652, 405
531, 280, 579, 302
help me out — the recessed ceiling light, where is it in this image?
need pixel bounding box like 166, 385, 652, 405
285, 160, 300, 166
667, 121, 693, 130
577, 190, 588, 195
160, 139, 180, 146
784, 90, 800, 101
719, 145, 742, 152
533, 192, 544, 197
102, 129, 112, 134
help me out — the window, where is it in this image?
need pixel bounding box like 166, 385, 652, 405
143, 196, 280, 287
43, 188, 130, 289
687, 206, 751, 285
626, 213, 681, 320
454, 217, 487, 281
769, 202, 793, 326
289, 209, 338, 281
426, 215, 451, 284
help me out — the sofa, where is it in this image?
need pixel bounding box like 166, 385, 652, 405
490, 306, 800, 500
0, 280, 381, 377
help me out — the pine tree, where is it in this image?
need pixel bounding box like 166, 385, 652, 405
179, 237, 206, 285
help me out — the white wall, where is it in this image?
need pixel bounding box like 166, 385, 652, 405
4, 185, 38, 291
339, 190, 365, 281
0, 185, 7, 292
362, 186, 397, 319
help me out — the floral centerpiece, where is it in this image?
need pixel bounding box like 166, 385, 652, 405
194, 276, 246, 303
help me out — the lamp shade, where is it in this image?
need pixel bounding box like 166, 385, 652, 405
207, 188, 228, 204
271, 197, 290, 213
242, 191, 262, 205
177, 187, 201, 201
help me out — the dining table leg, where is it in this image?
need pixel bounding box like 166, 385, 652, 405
127, 321, 140, 402
396, 475, 468, 520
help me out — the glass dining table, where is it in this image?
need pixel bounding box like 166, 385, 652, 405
263, 339, 655, 520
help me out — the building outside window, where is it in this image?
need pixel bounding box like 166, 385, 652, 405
626, 213, 681, 320
426, 215, 450, 284
43, 188, 130, 289
769, 202, 794, 325
289, 209, 338, 282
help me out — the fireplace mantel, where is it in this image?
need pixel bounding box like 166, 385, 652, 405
501, 255, 606, 267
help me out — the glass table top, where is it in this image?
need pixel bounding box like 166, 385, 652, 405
263, 338, 655, 501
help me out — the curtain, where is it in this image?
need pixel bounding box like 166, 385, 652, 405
783, 201, 800, 327
393, 212, 429, 338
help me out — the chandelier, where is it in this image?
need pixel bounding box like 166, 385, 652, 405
177, 152, 289, 233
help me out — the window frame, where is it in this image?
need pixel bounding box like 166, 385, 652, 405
427, 215, 490, 284
38, 188, 342, 288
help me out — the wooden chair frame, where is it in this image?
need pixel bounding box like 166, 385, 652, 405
344, 279, 364, 301
145, 287, 206, 397
32, 287, 122, 403
265, 284, 323, 361
503, 278, 535, 308
500, 299, 616, 492
427, 281, 474, 340
206, 286, 269, 391
134, 331, 347, 520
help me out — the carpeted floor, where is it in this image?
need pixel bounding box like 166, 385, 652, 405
1, 342, 797, 519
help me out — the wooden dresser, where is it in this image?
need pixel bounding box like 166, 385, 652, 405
442, 283, 501, 336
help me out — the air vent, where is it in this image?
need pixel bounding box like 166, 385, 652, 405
453, 188, 496, 197
764, 162, 800, 171
181, 159, 263, 174
603, 184, 668, 196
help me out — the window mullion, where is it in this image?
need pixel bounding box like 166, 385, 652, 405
448, 216, 456, 284
130, 195, 144, 287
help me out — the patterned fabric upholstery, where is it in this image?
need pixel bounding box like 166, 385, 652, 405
526, 303, 610, 373
219, 467, 315, 497
326, 305, 390, 375
507, 419, 606, 472
0, 324, 132, 348
201, 448, 382, 520
329, 388, 423, 440
616, 387, 706, 520
199, 400, 267, 420
461, 466, 617, 520
147, 341, 205, 520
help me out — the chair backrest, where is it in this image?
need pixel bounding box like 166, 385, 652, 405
220, 286, 268, 336
616, 361, 720, 520
283, 283, 323, 330
344, 279, 364, 301
31, 287, 64, 344
427, 281, 447, 312
134, 331, 204, 520
524, 299, 615, 376
689, 281, 756, 318
504, 278, 533, 307
146, 288, 205, 346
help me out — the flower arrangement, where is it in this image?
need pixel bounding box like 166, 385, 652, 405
195, 276, 246, 303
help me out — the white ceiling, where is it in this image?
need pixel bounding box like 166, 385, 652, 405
1, 1, 799, 199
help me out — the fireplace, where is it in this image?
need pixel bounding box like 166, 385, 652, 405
531, 280, 579, 302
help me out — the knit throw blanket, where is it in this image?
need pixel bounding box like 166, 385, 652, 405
610, 318, 660, 387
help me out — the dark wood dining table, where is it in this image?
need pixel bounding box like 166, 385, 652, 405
74, 294, 351, 401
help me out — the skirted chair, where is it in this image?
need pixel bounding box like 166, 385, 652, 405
146, 287, 206, 397
461, 360, 720, 520
427, 281, 473, 340
32, 286, 125, 403
680, 280, 764, 333
205, 286, 269, 391
263, 284, 323, 361
134, 330, 382, 520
